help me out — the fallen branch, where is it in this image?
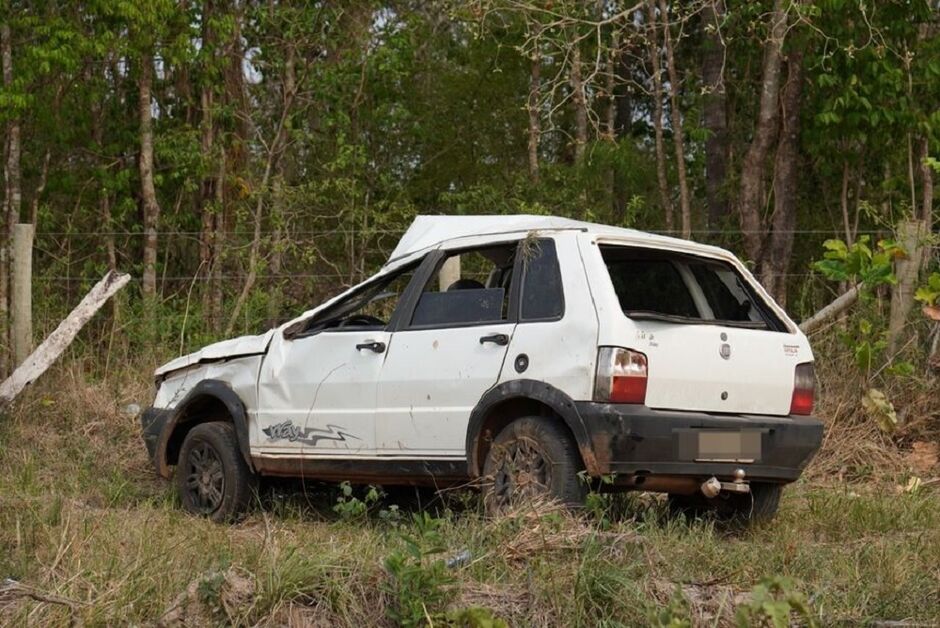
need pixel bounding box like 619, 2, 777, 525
0, 270, 130, 407
799, 284, 861, 334
0, 577, 84, 609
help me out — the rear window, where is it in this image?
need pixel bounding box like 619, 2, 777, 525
600, 246, 785, 330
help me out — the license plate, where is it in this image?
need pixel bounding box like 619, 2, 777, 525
678, 430, 762, 462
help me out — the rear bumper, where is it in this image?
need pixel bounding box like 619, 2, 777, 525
575, 402, 823, 483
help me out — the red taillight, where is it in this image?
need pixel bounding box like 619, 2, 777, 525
790, 362, 815, 415
594, 347, 648, 404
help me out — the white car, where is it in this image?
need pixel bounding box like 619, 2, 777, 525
141, 215, 822, 522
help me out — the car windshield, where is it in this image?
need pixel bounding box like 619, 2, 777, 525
600, 245, 784, 330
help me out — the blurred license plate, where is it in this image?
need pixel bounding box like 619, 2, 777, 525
678, 430, 761, 462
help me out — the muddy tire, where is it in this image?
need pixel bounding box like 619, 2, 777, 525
176, 422, 255, 523
667, 482, 782, 524
482, 416, 586, 513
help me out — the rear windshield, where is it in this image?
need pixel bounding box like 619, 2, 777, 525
600, 245, 786, 331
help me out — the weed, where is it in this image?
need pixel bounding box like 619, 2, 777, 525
383, 512, 456, 626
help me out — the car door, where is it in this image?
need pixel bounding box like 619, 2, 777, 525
253, 263, 421, 459
375, 241, 520, 458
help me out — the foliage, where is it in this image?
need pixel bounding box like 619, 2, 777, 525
332, 481, 383, 521
734, 576, 818, 628
812, 237, 901, 290
383, 512, 456, 627
914, 272, 940, 306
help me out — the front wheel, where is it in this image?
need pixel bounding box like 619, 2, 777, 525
482, 416, 586, 513
176, 421, 255, 522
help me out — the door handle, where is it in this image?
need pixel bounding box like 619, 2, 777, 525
356, 341, 386, 353
479, 333, 509, 346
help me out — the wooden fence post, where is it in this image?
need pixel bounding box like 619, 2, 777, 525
11, 223, 33, 367
439, 255, 461, 291
888, 219, 927, 355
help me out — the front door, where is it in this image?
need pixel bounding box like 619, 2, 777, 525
376, 241, 519, 458
254, 262, 421, 459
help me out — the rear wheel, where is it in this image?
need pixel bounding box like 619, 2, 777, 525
482, 417, 586, 513
177, 422, 255, 522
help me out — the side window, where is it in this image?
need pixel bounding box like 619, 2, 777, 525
520, 238, 564, 320
606, 258, 700, 319
410, 243, 517, 328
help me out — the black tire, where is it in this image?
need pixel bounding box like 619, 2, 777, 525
176, 421, 256, 522
727, 482, 782, 523
482, 416, 586, 513
667, 482, 783, 524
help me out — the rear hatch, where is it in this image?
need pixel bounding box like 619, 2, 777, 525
600, 245, 796, 416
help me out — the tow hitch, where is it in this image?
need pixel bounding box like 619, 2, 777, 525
700, 469, 750, 498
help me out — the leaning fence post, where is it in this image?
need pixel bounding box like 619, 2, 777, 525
0, 270, 130, 407
11, 223, 33, 367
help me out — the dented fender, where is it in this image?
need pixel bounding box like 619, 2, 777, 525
465, 379, 602, 477
150, 379, 254, 478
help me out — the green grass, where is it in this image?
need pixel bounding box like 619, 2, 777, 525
0, 367, 938, 626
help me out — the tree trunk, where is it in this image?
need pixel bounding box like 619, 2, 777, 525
888, 220, 928, 354
570, 41, 588, 164
736, 0, 787, 265
209, 149, 225, 332
138, 49, 161, 302
920, 136, 933, 229
646, 0, 674, 231
840, 160, 853, 245
702, 0, 729, 229
612, 35, 634, 224
764, 50, 804, 305
527, 39, 541, 182
658, 0, 691, 238
28, 150, 50, 227
1, 23, 21, 377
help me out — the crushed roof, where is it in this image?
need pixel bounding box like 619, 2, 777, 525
388, 214, 720, 262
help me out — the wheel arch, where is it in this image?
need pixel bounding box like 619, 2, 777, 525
465, 379, 601, 477
153, 379, 254, 478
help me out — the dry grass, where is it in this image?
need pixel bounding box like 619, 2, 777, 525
0, 352, 939, 626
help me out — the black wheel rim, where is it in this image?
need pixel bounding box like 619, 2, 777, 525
184, 441, 225, 514
491, 437, 552, 508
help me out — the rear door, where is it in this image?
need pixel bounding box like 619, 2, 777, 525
600, 245, 797, 416
375, 241, 519, 457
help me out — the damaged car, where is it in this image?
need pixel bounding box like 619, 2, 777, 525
140, 215, 823, 522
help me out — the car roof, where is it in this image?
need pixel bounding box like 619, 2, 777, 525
388, 214, 730, 263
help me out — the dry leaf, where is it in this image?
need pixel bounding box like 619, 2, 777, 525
861, 388, 897, 433
922, 305, 940, 321
907, 441, 939, 474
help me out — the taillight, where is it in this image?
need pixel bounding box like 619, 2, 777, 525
790, 362, 815, 415
594, 347, 648, 404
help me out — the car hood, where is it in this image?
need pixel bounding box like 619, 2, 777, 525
154, 329, 277, 377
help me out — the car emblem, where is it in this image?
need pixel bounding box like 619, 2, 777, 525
719, 343, 731, 360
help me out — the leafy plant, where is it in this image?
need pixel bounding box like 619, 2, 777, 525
814, 238, 914, 383
735, 577, 818, 628
383, 512, 456, 627
648, 586, 692, 628
812, 236, 901, 289
333, 482, 382, 521
914, 272, 940, 307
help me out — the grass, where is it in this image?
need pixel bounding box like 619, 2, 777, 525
0, 360, 938, 626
